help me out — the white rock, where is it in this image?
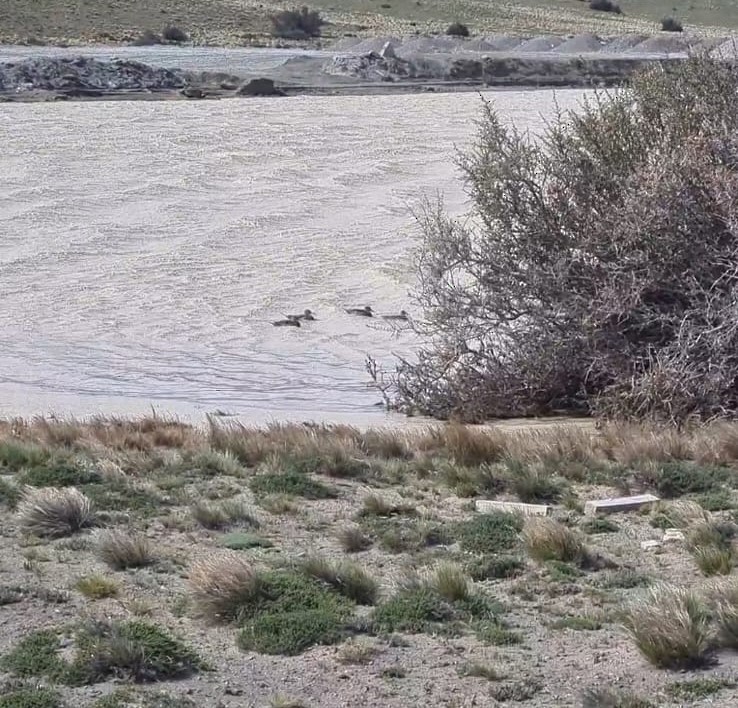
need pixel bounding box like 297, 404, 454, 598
380, 41, 396, 59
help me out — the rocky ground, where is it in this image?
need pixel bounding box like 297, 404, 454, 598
2, 417, 738, 707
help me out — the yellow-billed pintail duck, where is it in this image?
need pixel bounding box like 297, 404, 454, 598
345, 305, 373, 317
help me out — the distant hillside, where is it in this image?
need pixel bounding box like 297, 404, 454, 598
0, 0, 736, 46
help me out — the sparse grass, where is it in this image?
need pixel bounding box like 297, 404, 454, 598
0, 477, 21, 508
581, 687, 657, 708
417, 424, 506, 466
715, 599, 738, 649
581, 517, 619, 534
623, 584, 713, 668
696, 489, 736, 511
357, 493, 416, 518
0, 440, 50, 471
190, 499, 259, 530
666, 677, 736, 700
0, 684, 64, 708
475, 619, 523, 646
300, 556, 379, 605
336, 637, 380, 665
648, 462, 727, 499
17, 487, 95, 538
598, 569, 652, 589
457, 662, 503, 680
97, 529, 155, 570
550, 614, 602, 631
456, 511, 522, 554
523, 518, 586, 565
258, 494, 298, 514
439, 462, 505, 498
0, 631, 66, 680
249, 470, 337, 500
75, 574, 119, 599
337, 525, 372, 553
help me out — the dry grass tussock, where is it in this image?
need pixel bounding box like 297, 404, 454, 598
523, 518, 586, 564
623, 584, 713, 668
0, 414, 203, 453
17, 486, 95, 537
189, 553, 260, 622
96, 529, 155, 570
4, 416, 738, 473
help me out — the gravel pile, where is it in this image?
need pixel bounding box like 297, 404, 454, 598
0, 56, 188, 92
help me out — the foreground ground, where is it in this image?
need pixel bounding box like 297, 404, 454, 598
1, 0, 737, 46
2, 416, 738, 706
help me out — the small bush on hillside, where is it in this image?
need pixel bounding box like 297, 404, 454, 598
372, 587, 455, 633
581, 687, 657, 708
300, 556, 379, 605
446, 22, 470, 37
131, 29, 162, 46
337, 525, 373, 553
662, 16, 683, 31
270, 7, 324, 39
162, 25, 188, 43
589, 0, 622, 13
0, 683, 63, 708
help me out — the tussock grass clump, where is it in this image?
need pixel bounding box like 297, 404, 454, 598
439, 462, 505, 497
650, 500, 709, 529
162, 25, 188, 42
75, 574, 119, 599
429, 563, 469, 602
523, 518, 586, 564
187, 449, 245, 477
300, 556, 379, 605
692, 545, 735, 577
17, 487, 94, 538
190, 499, 260, 530
417, 424, 506, 466
0, 630, 66, 680
96, 529, 155, 570
647, 462, 727, 499
475, 619, 522, 646
623, 584, 712, 668
589, 0, 621, 13
457, 662, 503, 680
188, 553, 261, 622
337, 525, 372, 553
581, 517, 619, 534
446, 22, 470, 37
661, 16, 683, 31
456, 511, 522, 554
505, 460, 563, 503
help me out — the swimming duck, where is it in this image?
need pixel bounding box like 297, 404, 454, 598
286, 309, 316, 321
272, 318, 300, 327
345, 305, 373, 317
382, 310, 409, 321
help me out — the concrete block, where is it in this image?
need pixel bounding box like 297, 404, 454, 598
584, 493, 660, 517
641, 539, 662, 551
475, 499, 551, 516
663, 529, 686, 543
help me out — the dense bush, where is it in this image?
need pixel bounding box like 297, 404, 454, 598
162, 25, 189, 43
589, 0, 622, 13
270, 7, 324, 39
379, 57, 738, 424
662, 16, 683, 32
446, 22, 470, 37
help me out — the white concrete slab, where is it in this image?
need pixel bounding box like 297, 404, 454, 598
475, 499, 551, 516
584, 493, 659, 516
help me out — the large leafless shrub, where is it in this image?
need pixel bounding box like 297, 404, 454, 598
377, 57, 738, 425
